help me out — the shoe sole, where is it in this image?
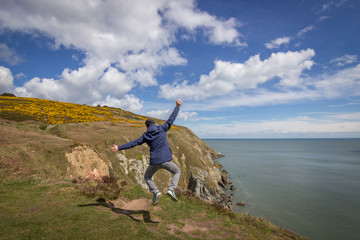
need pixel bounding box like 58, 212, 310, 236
166, 192, 178, 202
153, 193, 162, 205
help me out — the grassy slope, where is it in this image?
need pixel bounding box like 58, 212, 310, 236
0, 97, 306, 239
0, 180, 305, 240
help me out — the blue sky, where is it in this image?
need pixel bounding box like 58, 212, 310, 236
0, 0, 359, 138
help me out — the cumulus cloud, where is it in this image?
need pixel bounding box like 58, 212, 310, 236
181, 63, 360, 111
0, 66, 14, 93
0, 0, 242, 111
14, 77, 67, 100
147, 109, 197, 121
99, 67, 134, 97
265, 37, 291, 49
0, 43, 23, 65
163, 0, 245, 46
93, 95, 143, 113
159, 49, 315, 100
159, 48, 360, 112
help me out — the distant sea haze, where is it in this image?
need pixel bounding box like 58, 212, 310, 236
204, 139, 360, 240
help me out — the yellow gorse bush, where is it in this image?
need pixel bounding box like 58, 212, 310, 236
0, 96, 147, 126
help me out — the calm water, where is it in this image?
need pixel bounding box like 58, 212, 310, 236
204, 139, 360, 240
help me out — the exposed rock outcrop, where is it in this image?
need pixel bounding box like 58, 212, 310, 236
65, 146, 109, 179
187, 169, 235, 210
115, 153, 149, 190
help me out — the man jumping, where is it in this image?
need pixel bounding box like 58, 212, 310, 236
111, 99, 182, 205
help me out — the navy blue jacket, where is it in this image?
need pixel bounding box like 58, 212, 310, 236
117, 106, 179, 165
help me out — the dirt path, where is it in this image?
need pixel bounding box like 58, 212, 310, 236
113, 197, 153, 211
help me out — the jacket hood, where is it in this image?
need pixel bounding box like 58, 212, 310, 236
147, 124, 158, 133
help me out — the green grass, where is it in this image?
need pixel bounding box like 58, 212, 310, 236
120, 184, 148, 200
0, 180, 306, 240
0, 180, 164, 240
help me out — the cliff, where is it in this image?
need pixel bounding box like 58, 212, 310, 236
0, 96, 233, 208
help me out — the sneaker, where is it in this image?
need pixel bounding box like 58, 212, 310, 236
152, 192, 162, 205
166, 189, 178, 201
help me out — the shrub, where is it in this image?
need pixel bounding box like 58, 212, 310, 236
39, 123, 48, 130
1, 93, 16, 97
75, 176, 126, 200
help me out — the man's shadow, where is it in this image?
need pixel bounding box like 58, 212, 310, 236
78, 198, 159, 223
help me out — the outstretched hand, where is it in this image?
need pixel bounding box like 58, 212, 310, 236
176, 99, 183, 108
111, 144, 118, 152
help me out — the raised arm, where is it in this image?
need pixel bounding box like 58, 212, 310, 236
162, 99, 182, 132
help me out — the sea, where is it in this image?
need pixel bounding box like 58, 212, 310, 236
203, 139, 360, 240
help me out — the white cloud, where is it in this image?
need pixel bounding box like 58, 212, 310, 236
159, 49, 315, 100
317, 15, 330, 22
179, 111, 198, 121
158, 57, 359, 112
0, 43, 23, 65
0, 0, 242, 111
265, 37, 291, 49
147, 109, 198, 121
190, 117, 360, 138
313, 64, 360, 98
99, 67, 134, 97
183, 63, 360, 111
320, 0, 348, 12
297, 25, 314, 38
118, 48, 187, 73
15, 72, 26, 79
0, 66, 14, 93
163, 0, 245, 46
14, 77, 67, 100
184, 90, 318, 111
328, 112, 360, 120
94, 95, 143, 113
146, 109, 171, 120
321, 3, 332, 12
330, 54, 358, 67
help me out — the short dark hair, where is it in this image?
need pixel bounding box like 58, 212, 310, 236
145, 119, 155, 127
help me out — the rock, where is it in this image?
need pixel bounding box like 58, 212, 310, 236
218, 181, 226, 189
188, 172, 235, 210
236, 201, 246, 207
86, 168, 102, 180
65, 146, 109, 179
221, 175, 229, 186
115, 153, 149, 190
